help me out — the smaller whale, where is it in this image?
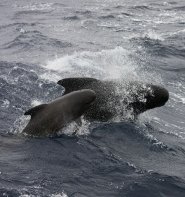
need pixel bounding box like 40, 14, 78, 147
57, 77, 169, 121
22, 89, 96, 136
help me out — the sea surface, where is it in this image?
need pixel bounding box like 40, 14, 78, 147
0, 0, 185, 196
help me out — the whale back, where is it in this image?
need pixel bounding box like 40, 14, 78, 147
57, 77, 100, 94
57, 77, 169, 121
58, 78, 116, 121
23, 89, 96, 136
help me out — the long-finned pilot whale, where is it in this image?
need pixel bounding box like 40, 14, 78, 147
57, 77, 169, 121
22, 89, 96, 136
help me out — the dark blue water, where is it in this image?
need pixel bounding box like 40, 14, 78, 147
0, 0, 185, 196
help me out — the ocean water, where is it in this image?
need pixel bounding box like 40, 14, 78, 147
0, 0, 185, 196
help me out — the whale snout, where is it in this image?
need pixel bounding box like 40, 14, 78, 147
146, 85, 169, 109
155, 86, 169, 105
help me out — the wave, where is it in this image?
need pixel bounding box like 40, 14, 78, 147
129, 5, 156, 11
0, 22, 37, 31
120, 173, 185, 197
98, 15, 115, 19
114, 5, 125, 9
75, 10, 92, 16
63, 15, 80, 20
162, 67, 185, 73
131, 36, 185, 58
14, 9, 52, 18
128, 30, 165, 42
120, 12, 133, 17
0, 189, 20, 197
13, 2, 54, 11
2, 30, 72, 51
92, 122, 171, 152
167, 6, 185, 11
0, 188, 68, 197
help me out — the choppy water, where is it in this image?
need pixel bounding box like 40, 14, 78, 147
0, 0, 185, 196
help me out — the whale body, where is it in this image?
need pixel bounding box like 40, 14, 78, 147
57, 77, 169, 121
22, 89, 96, 136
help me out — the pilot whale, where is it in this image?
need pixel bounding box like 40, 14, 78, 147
22, 89, 96, 136
57, 77, 169, 121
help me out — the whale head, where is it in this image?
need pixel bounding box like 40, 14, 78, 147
145, 85, 169, 109
127, 83, 169, 115
132, 84, 169, 114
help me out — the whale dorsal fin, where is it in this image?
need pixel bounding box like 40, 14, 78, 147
24, 104, 48, 118
57, 77, 99, 94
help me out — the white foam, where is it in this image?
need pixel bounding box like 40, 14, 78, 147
19, 192, 68, 197
14, 2, 54, 11
165, 29, 185, 38
9, 99, 46, 135
10, 115, 30, 135
42, 47, 136, 80
158, 10, 185, 24
1, 99, 10, 108
140, 110, 185, 140
57, 117, 90, 136
41, 47, 160, 84
50, 192, 68, 197
144, 30, 165, 41
40, 72, 61, 82
126, 29, 165, 41
170, 92, 185, 104
31, 100, 43, 106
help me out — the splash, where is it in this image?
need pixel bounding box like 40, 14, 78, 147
42, 47, 142, 82
41, 47, 163, 123
10, 100, 44, 135
50, 192, 68, 197
31, 99, 43, 106
143, 30, 165, 41
1, 99, 10, 108
14, 2, 54, 11
57, 117, 91, 136
42, 47, 161, 84
10, 115, 30, 135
